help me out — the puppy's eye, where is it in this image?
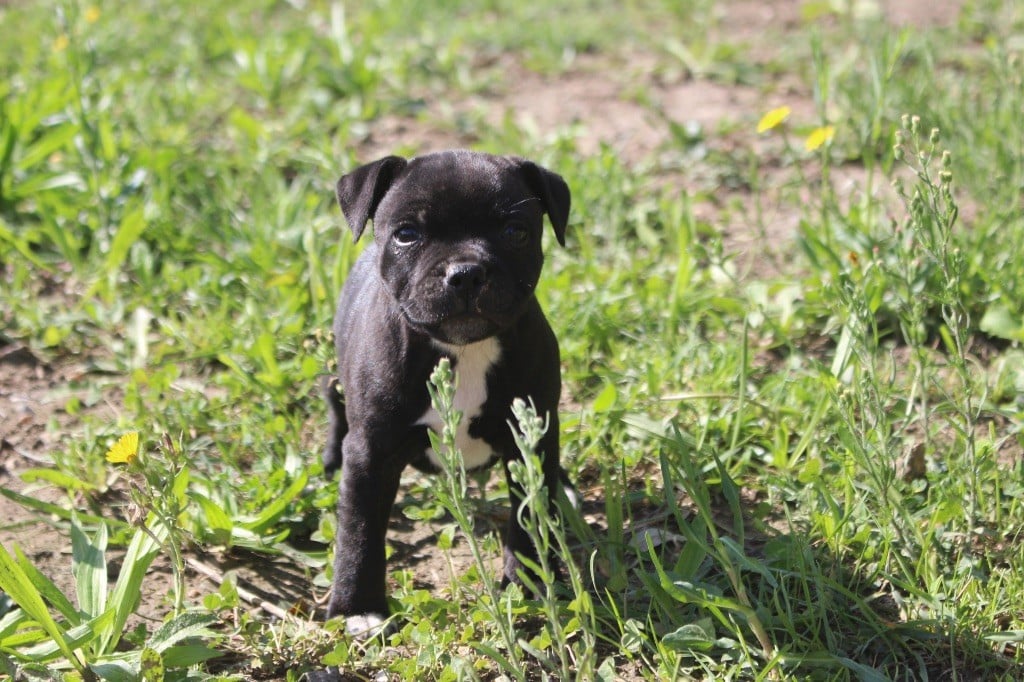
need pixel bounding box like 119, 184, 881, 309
503, 222, 529, 247
393, 225, 422, 246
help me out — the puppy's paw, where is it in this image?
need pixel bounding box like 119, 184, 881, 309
562, 482, 581, 511
344, 612, 395, 639
558, 468, 581, 511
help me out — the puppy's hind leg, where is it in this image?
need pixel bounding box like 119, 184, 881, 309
323, 376, 347, 477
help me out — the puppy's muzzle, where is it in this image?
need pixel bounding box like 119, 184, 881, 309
444, 261, 487, 311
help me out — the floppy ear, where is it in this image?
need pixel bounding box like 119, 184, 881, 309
336, 155, 408, 242
518, 161, 571, 247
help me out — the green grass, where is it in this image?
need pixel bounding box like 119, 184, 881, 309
2, 0, 1024, 679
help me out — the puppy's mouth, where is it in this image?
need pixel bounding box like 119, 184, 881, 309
402, 309, 500, 345
399, 275, 533, 345
435, 314, 498, 345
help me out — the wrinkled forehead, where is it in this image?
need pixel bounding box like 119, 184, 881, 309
377, 154, 536, 221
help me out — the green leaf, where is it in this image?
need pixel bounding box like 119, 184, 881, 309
7, 171, 85, 199
620, 618, 646, 653
15, 122, 79, 171
0, 220, 50, 270
837, 657, 889, 682
21, 609, 112, 660
103, 203, 147, 275
190, 493, 234, 546
71, 516, 108, 619
239, 470, 308, 534
140, 646, 164, 681
0, 608, 28, 641
0, 543, 87, 675
91, 658, 138, 681
148, 611, 217, 652
19, 468, 95, 492
100, 519, 168, 654
980, 304, 1024, 342
0, 487, 127, 531
171, 466, 190, 508
673, 523, 708, 577
662, 621, 715, 652
591, 381, 617, 412
469, 642, 517, 674
14, 545, 79, 625
161, 643, 221, 668
831, 323, 854, 378
254, 332, 283, 387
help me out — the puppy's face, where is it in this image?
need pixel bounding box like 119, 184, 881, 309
375, 159, 546, 345
337, 151, 570, 347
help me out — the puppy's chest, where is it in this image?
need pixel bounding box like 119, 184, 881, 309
415, 338, 501, 470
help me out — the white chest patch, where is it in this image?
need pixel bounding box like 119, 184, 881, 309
416, 337, 501, 470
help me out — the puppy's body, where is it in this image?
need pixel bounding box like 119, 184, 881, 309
323, 151, 570, 632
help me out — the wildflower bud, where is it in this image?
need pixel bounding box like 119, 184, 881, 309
893, 144, 904, 161
929, 128, 940, 145
942, 150, 952, 168
911, 116, 920, 134
127, 503, 148, 527
940, 170, 952, 185
901, 114, 911, 130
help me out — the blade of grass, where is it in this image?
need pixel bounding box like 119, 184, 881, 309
0, 543, 91, 678
99, 517, 168, 654
70, 516, 108, 620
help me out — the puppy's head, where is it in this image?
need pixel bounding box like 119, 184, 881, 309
336, 150, 570, 345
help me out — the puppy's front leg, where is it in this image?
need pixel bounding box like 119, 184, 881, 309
327, 432, 402, 636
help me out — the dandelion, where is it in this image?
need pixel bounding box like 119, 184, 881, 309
53, 34, 70, 52
106, 432, 140, 464
85, 6, 101, 23
805, 125, 835, 151
757, 106, 791, 133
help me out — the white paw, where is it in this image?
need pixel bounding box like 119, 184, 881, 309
562, 483, 581, 511
345, 612, 389, 638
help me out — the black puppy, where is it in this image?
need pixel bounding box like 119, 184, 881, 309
323, 150, 571, 635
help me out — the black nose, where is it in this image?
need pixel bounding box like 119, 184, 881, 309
444, 262, 487, 294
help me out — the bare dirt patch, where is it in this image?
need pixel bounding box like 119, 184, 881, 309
1, 346, 117, 616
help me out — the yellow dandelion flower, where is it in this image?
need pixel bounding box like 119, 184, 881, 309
53, 34, 70, 52
757, 106, 791, 133
106, 432, 140, 464
805, 125, 836, 151
85, 6, 101, 23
